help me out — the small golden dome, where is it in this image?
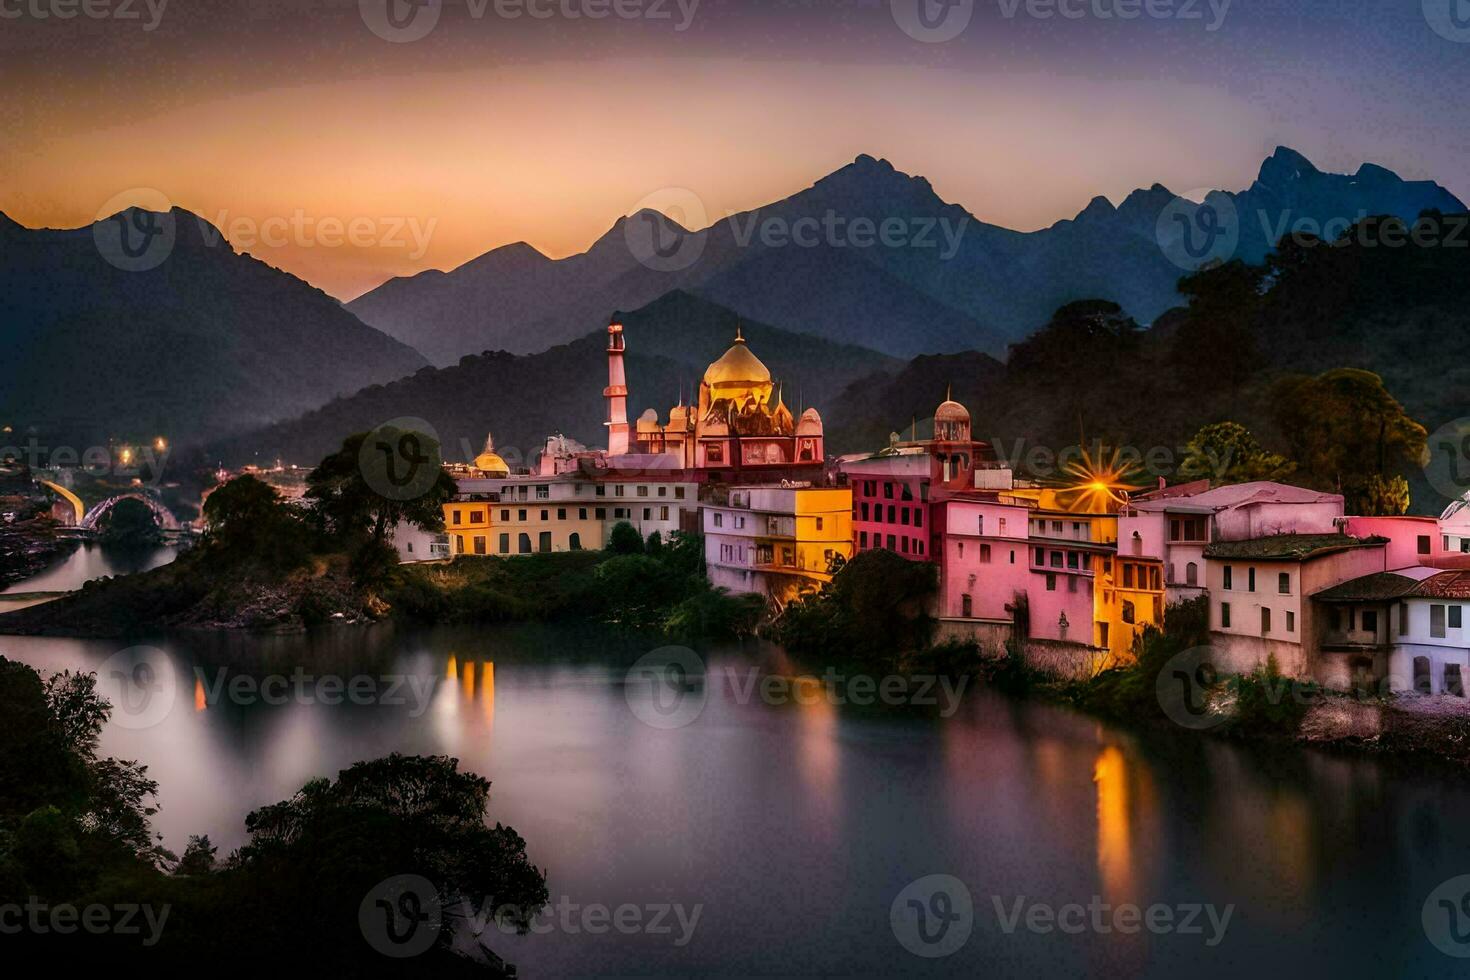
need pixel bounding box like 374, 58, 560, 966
704, 331, 771, 388
474, 451, 510, 475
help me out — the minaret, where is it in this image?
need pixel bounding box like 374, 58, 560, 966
605, 318, 630, 455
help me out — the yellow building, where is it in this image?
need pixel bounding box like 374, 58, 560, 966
445, 497, 495, 556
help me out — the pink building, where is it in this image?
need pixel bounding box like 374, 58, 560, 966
838, 394, 996, 563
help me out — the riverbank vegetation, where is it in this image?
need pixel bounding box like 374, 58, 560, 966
0, 655, 545, 973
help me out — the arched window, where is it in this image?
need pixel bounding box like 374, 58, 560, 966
570, 533, 582, 551
1186, 562, 1199, 586
1131, 532, 1143, 556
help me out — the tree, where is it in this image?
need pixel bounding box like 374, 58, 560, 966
306, 428, 458, 549
1270, 369, 1427, 515
1178, 422, 1297, 485
606, 520, 644, 555
174, 835, 218, 876
238, 754, 549, 956
202, 474, 309, 567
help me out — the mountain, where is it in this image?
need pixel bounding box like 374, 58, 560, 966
214, 291, 901, 468
0, 208, 427, 447
347, 149, 1464, 364
826, 211, 1470, 514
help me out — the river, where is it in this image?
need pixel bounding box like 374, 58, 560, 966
1, 620, 1467, 976
0, 541, 177, 613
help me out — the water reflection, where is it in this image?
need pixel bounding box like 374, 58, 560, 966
2, 623, 1470, 977
0, 541, 176, 598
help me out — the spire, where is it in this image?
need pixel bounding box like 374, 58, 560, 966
734, 322, 745, 343
946, 383, 953, 402
483, 432, 495, 454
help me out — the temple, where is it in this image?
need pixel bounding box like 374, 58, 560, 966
607, 319, 825, 477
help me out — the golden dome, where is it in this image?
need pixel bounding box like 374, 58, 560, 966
704, 330, 771, 389
474, 451, 509, 476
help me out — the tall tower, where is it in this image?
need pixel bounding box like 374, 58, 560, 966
605, 319, 630, 455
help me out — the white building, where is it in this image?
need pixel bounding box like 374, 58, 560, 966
391, 520, 450, 564
1314, 569, 1470, 695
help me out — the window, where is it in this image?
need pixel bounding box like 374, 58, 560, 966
1224, 566, 1233, 590
961, 594, 973, 618
637, 485, 649, 497
900, 509, 910, 526
1046, 574, 1057, 592
1050, 551, 1063, 568
1433, 604, 1448, 639
540, 510, 549, 521
1067, 552, 1080, 570
1278, 573, 1290, 595
1419, 535, 1432, 555
1034, 547, 1045, 565
1186, 562, 1199, 586
536, 485, 549, 500
860, 531, 868, 548
999, 518, 1007, 536
596, 485, 607, 497
1286, 611, 1295, 633
1363, 610, 1378, 634
661, 506, 670, 521
714, 513, 723, 528
887, 534, 896, 550
676, 487, 686, 500
1221, 602, 1231, 628
980, 543, 992, 563
518, 533, 532, 554
915, 509, 923, 528
1121, 600, 1135, 624
1123, 564, 1134, 588
643, 508, 652, 521
569, 533, 582, 551
451, 511, 463, 526
474, 536, 486, 555
977, 515, 985, 536
615, 485, 625, 497
501, 510, 510, 522
539, 531, 552, 553
887, 505, 896, 523
884, 482, 894, 499
861, 503, 870, 521
579, 508, 588, 520
1261, 608, 1271, 634
900, 537, 909, 554
498, 534, 509, 553
557, 508, 567, 520
1247, 567, 1256, 592
1452, 606, 1464, 630
518, 509, 527, 521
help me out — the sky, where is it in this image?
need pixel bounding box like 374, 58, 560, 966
3, 0, 1468, 300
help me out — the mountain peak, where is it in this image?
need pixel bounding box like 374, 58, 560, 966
1257, 146, 1321, 187
1078, 195, 1116, 220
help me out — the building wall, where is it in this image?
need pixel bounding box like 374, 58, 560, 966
1213, 500, 1341, 541
846, 457, 932, 561
937, 499, 1032, 622
1341, 516, 1444, 570
1206, 546, 1385, 678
